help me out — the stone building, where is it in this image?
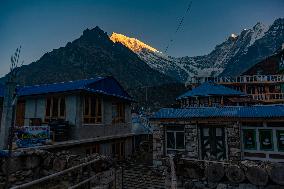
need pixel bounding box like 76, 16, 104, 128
0, 77, 134, 159
150, 105, 284, 166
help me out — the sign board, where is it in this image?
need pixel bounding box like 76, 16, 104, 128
15, 126, 50, 148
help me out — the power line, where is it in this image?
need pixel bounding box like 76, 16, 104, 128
164, 1, 193, 54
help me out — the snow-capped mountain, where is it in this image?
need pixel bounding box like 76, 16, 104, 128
110, 18, 284, 83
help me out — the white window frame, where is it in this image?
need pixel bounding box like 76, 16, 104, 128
166, 130, 185, 153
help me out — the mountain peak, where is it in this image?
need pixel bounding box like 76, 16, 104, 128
253, 22, 266, 31
110, 33, 161, 53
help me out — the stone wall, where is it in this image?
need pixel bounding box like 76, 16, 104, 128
0, 149, 115, 188
185, 124, 198, 159
153, 123, 164, 166
226, 122, 241, 161
152, 120, 242, 165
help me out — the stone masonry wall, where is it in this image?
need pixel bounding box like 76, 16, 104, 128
153, 123, 164, 166
226, 122, 241, 161
184, 124, 199, 159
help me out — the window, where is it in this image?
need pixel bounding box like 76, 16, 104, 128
277, 130, 284, 152
83, 95, 102, 124
112, 102, 125, 123
166, 126, 185, 152
45, 97, 65, 121
259, 129, 273, 150
243, 129, 256, 150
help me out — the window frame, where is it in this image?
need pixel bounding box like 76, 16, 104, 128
45, 96, 66, 122
276, 130, 284, 152
112, 102, 125, 123
259, 129, 274, 151
242, 129, 257, 150
83, 94, 102, 124
166, 127, 185, 153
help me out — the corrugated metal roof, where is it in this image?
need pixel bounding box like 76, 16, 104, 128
152, 105, 284, 119
15, 77, 133, 101
177, 82, 245, 100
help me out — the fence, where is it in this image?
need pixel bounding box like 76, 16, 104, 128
9, 158, 123, 189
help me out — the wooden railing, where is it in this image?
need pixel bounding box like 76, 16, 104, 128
250, 93, 284, 102
190, 75, 284, 85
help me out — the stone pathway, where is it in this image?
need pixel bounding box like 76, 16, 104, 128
121, 162, 166, 189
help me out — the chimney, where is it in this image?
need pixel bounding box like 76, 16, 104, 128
0, 80, 17, 149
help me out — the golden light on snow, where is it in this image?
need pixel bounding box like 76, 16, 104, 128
110, 33, 160, 53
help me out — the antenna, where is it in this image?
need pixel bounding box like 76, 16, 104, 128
164, 1, 193, 53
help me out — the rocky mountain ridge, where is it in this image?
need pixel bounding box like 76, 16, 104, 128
110, 18, 284, 83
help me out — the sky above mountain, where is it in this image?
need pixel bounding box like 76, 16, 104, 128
0, 0, 283, 77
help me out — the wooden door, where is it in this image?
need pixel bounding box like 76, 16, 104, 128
200, 127, 226, 160
16, 100, 25, 127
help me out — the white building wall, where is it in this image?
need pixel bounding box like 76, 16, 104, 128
103, 99, 112, 125
65, 95, 77, 125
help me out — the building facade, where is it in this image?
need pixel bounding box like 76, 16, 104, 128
0, 77, 134, 159
150, 106, 284, 166
189, 49, 284, 104
177, 82, 255, 107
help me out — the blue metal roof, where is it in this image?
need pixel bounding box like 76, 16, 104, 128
177, 82, 245, 100
0, 84, 4, 97
16, 77, 133, 101
152, 105, 284, 119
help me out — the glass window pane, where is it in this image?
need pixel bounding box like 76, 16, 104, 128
84, 97, 89, 116
46, 98, 51, 117
97, 98, 102, 116
167, 132, 175, 149
277, 130, 284, 151
52, 98, 58, 117
243, 129, 256, 150
259, 129, 273, 150
176, 132, 185, 149
203, 128, 209, 136
90, 97, 96, 116
59, 98, 65, 117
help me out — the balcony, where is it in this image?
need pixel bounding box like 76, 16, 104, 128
190, 75, 284, 85
250, 93, 284, 102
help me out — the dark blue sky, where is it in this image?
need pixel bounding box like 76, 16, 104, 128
0, 0, 283, 76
